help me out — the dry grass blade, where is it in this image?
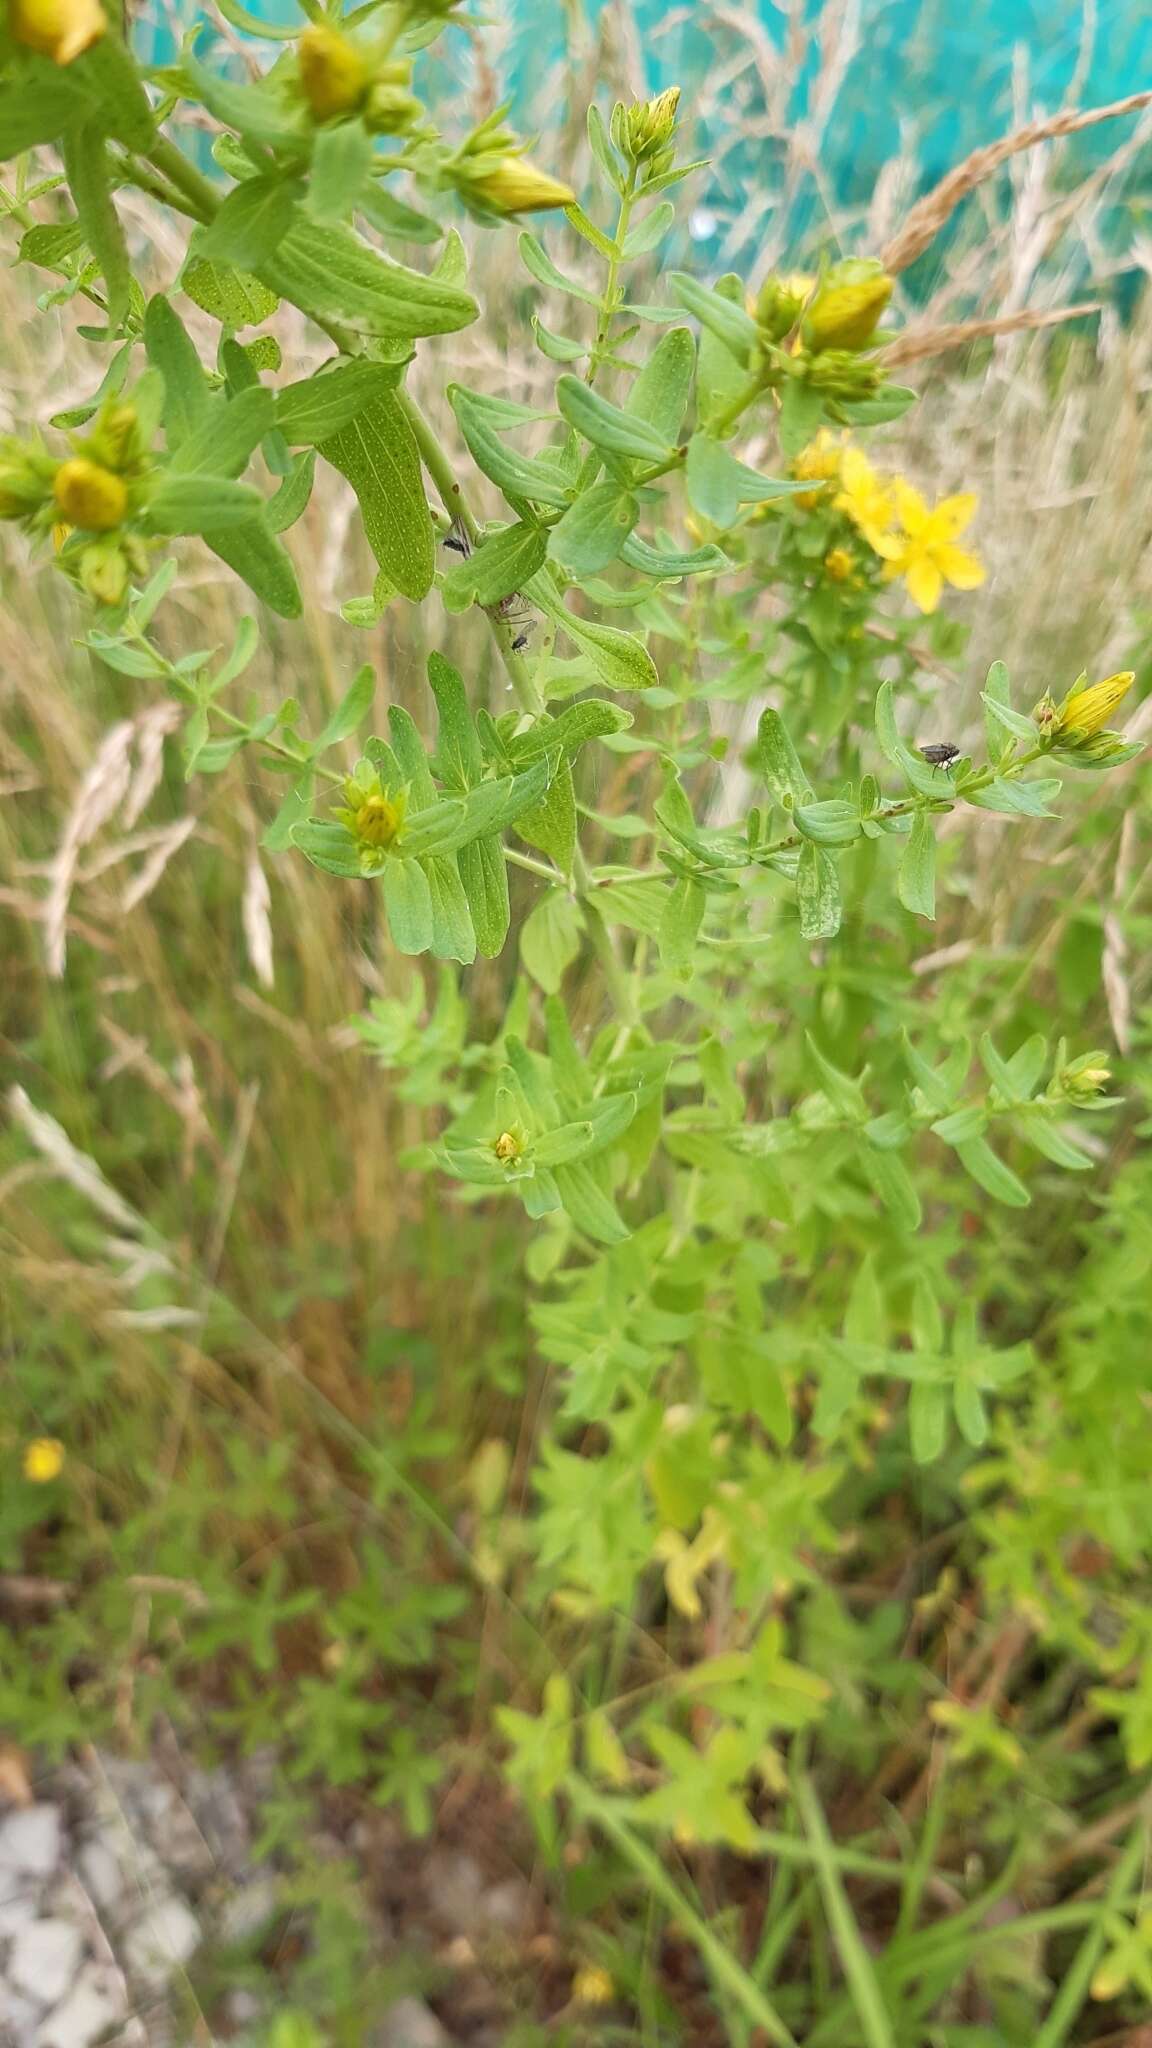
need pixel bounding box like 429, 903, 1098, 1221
882, 89, 1152, 273
880, 303, 1101, 369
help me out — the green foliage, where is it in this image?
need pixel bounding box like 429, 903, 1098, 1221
2, 8, 1151, 2043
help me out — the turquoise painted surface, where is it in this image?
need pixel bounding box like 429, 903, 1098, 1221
147, 1, 1152, 268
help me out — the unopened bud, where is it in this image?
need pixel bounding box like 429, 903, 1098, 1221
803, 259, 893, 352
365, 79, 422, 134
79, 539, 129, 606
53, 457, 127, 532
621, 86, 680, 165
465, 156, 575, 216
298, 23, 370, 122
8, 0, 106, 65
1054, 670, 1134, 742
755, 272, 813, 342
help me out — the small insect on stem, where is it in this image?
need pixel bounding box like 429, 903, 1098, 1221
442, 523, 471, 557
919, 741, 960, 772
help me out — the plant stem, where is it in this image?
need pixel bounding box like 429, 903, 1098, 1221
586, 164, 637, 387
142, 136, 219, 225
567, 1781, 800, 2048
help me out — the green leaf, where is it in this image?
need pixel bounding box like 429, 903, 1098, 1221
263, 772, 314, 850
967, 776, 1061, 819
382, 857, 434, 954
167, 386, 275, 478
61, 122, 130, 328
550, 483, 638, 576
291, 821, 362, 877
182, 255, 279, 330
754, 708, 814, 806
267, 449, 316, 533
1012, 1111, 1093, 1171
981, 659, 1028, 752
316, 664, 376, 751
796, 1777, 899, 2048
685, 435, 806, 528
898, 810, 936, 919
387, 705, 437, 807
696, 273, 752, 431
796, 842, 841, 939
199, 175, 299, 271
520, 890, 582, 993
555, 375, 672, 461
0, 65, 95, 161
534, 1094, 637, 1166
836, 385, 917, 426
874, 681, 950, 797
422, 854, 476, 963
622, 200, 675, 258
534, 594, 659, 692
659, 876, 704, 974
553, 1159, 629, 1243
953, 1376, 988, 1449
320, 390, 434, 602
458, 836, 510, 957
954, 1136, 1031, 1207
428, 651, 482, 788
860, 1142, 921, 1231
449, 386, 571, 509
509, 700, 632, 763
276, 361, 401, 445
626, 326, 696, 445
359, 183, 442, 245
207, 518, 303, 618
668, 271, 758, 362
909, 1381, 949, 1465
262, 218, 477, 339
308, 119, 373, 225
794, 800, 862, 848
619, 533, 728, 580
564, 200, 616, 260
145, 295, 211, 444
516, 756, 576, 872
532, 315, 586, 363
778, 380, 827, 459
76, 32, 155, 149
441, 522, 547, 609
144, 474, 264, 535
586, 105, 624, 193
184, 51, 305, 148
518, 230, 599, 305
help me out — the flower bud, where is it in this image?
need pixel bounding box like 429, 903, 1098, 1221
824, 546, 857, 582
755, 272, 813, 342
8, 0, 106, 65
464, 156, 575, 216
365, 78, 421, 135
803, 259, 893, 352
621, 86, 680, 165
1054, 670, 1134, 741
805, 350, 883, 400
1054, 1051, 1113, 1102
492, 1130, 522, 1163
88, 401, 141, 472
79, 538, 129, 606
298, 23, 370, 122
53, 457, 127, 532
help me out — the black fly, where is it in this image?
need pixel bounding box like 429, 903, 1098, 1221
919, 742, 960, 770
443, 526, 537, 656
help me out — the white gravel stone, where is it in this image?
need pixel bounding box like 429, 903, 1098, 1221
75, 1841, 123, 1915
7, 1917, 84, 2006
373, 1997, 449, 2048
0, 1807, 63, 1880
0, 1887, 39, 1936
38, 1963, 127, 2048
122, 1895, 200, 1988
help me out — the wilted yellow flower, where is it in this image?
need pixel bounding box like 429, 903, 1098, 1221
653, 1509, 728, 1620
467, 157, 575, 216
872, 480, 984, 614
790, 427, 844, 506
298, 23, 370, 121
572, 1964, 614, 2006
53, 458, 127, 532
1057, 670, 1134, 740
834, 447, 895, 552
9, 0, 106, 65
804, 258, 893, 352
23, 1438, 65, 1483
492, 1130, 522, 1163
336, 773, 405, 852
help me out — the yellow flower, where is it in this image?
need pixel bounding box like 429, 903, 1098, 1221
652, 1509, 728, 1620
297, 24, 370, 121
824, 545, 857, 583
492, 1129, 522, 1163
572, 1965, 614, 2006
53, 458, 127, 533
466, 157, 575, 216
1057, 670, 1134, 740
791, 427, 844, 507
8, 0, 106, 65
23, 1438, 65, 1483
834, 447, 896, 552
872, 480, 984, 614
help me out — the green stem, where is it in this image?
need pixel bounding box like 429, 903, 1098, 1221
586, 164, 637, 387
710, 373, 769, 438
567, 1781, 800, 2048
1033, 1820, 1148, 2048
141, 136, 219, 225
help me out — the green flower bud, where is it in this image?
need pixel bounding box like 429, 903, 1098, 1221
621, 86, 681, 165
463, 156, 575, 216
297, 24, 370, 122
78, 538, 130, 606
755, 272, 814, 342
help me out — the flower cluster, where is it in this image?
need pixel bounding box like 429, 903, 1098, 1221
791, 431, 985, 614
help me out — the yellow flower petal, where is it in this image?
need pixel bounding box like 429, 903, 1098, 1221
937, 543, 985, 591
933, 492, 977, 539
890, 478, 929, 532
23, 1438, 65, 1483
905, 557, 944, 613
